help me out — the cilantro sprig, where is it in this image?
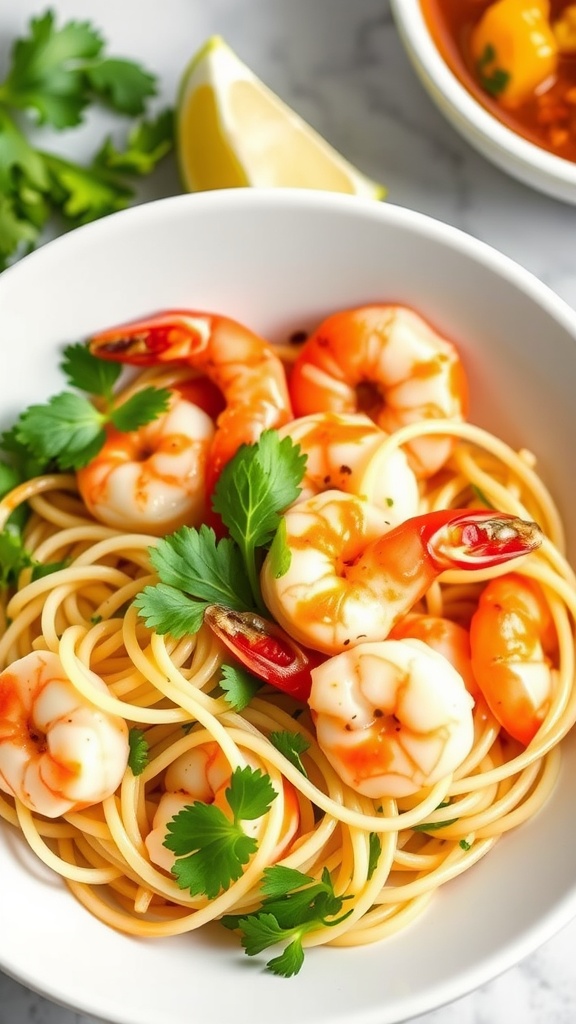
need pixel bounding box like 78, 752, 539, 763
163, 765, 277, 900
211, 430, 306, 606
0, 432, 68, 587
128, 728, 150, 776
12, 343, 171, 471
476, 43, 510, 98
222, 865, 353, 977
135, 430, 306, 633
0, 9, 173, 271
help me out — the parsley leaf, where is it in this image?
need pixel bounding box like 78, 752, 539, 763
128, 728, 150, 776
412, 799, 458, 833
134, 582, 208, 637
12, 363, 171, 471
0, 528, 32, 588
15, 392, 106, 470
0, 10, 173, 271
95, 109, 175, 175
222, 866, 353, 977
219, 663, 261, 711
476, 43, 510, 98
109, 386, 171, 432
1, 11, 104, 128
269, 731, 310, 777
367, 832, 381, 879
61, 343, 122, 397
84, 58, 156, 117
136, 525, 256, 636
135, 431, 306, 636
164, 766, 277, 899
211, 430, 306, 608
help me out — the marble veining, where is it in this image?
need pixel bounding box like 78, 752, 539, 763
1, 0, 576, 1021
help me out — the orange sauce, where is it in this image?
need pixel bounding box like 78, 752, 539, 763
420, 0, 576, 162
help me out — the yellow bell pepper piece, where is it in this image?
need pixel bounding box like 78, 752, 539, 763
470, 0, 558, 107
552, 4, 576, 54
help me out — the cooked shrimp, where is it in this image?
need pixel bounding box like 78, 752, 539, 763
88, 309, 293, 492
390, 613, 480, 699
76, 390, 215, 535
0, 650, 129, 818
289, 304, 468, 478
260, 491, 543, 656
145, 741, 300, 873
469, 573, 556, 745
308, 638, 475, 798
278, 411, 419, 523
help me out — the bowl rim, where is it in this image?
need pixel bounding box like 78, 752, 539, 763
389, 0, 576, 188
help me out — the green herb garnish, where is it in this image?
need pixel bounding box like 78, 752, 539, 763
135, 430, 306, 632
476, 43, 510, 97
0, 9, 173, 271
128, 728, 150, 776
13, 343, 171, 471
222, 865, 353, 977
163, 765, 277, 900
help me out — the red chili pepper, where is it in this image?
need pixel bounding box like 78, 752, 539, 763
204, 604, 324, 701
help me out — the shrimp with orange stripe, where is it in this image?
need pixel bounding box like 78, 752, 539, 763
289, 304, 468, 478
88, 309, 293, 495
0, 651, 129, 818
470, 572, 557, 746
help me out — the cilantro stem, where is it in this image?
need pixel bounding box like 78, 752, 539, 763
246, 544, 267, 616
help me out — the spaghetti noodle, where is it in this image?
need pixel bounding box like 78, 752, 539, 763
0, 304, 575, 972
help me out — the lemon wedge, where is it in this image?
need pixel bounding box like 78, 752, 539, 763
176, 35, 386, 197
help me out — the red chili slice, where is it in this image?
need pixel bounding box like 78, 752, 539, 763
203, 604, 323, 701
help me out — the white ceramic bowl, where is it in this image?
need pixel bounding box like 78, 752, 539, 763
390, 0, 576, 204
1, 189, 576, 1024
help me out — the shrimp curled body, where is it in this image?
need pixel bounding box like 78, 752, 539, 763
0, 651, 129, 818
469, 573, 556, 745
308, 638, 475, 798
261, 490, 397, 655
289, 304, 468, 478
278, 411, 419, 522
89, 310, 293, 491
145, 742, 300, 873
77, 391, 215, 535
260, 492, 542, 658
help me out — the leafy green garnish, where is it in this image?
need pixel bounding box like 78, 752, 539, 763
211, 431, 306, 608
163, 766, 277, 900
222, 865, 353, 977
13, 343, 171, 471
269, 730, 310, 777
0, 9, 173, 271
476, 43, 510, 97
412, 800, 458, 833
367, 832, 382, 879
136, 430, 306, 632
0, 518, 67, 590
219, 663, 261, 711
128, 728, 149, 776
135, 525, 255, 637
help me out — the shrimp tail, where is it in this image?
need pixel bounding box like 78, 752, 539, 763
346, 509, 543, 635
418, 509, 544, 570
89, 310, 213, 364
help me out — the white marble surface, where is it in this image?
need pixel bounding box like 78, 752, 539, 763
1, 0, 576, 1022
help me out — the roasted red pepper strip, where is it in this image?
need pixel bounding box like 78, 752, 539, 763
204, 604, 324, 701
